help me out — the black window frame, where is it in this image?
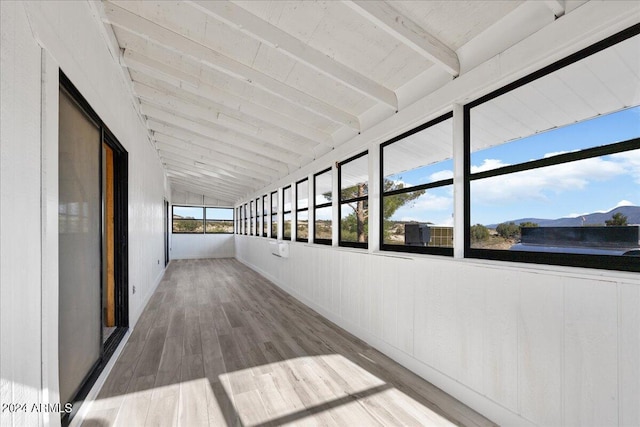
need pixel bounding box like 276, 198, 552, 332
249, 200, 254, 236
270, 191, 278, 239
255, 197, 261, 237
262, 194, 268, 237
205, 207, 234, 234
338, 151, 369, 249
243, 203, 248, 236
379, 112, 454, 256
282, 185, 292, 241
464, 24, 640, 273
172, 205, 234, 235
313, 167, 333, 245
172, 205, 206, 234
296, 178, 309, 243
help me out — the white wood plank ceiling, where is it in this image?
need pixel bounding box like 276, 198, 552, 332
99, 0, 578, 204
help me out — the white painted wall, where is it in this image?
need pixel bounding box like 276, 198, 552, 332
171, 234, 235, 259
1, 2, 168, 426
236, 238, 640, 427
235, 4, 640, 426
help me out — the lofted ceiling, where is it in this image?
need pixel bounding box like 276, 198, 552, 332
98, 0, 576, 204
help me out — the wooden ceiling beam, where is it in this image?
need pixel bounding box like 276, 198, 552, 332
103, 1, 361, 130
148, 123, 289, 175
154, 134, 281, 177
135, 88, 315, 158
344, 1, 460, 76
161, 158, 260, 192
139, 104, 303, 167
188, 0, 398, 109
132, 81, 320, 153
123, 54, 333, 146
156, 145, 273, 183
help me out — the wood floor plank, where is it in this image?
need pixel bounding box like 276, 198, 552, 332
82, 258, 496, 427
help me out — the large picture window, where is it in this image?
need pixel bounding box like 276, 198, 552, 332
262, 194, 268, 237
173, 206, 205, 233
283, 185, 292, 240
314, 168, 333, 245
339, 151, 368, 248
296, 179, 309, 242
173, 206, 234, 234
206, 208, 234, 233
271, 191, 278, 239
380, 113, 454, 255
465, 28, 640, 272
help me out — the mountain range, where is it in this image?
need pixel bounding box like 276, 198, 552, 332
486, 206, 640, 228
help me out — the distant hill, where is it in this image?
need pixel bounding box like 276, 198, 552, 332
487, 206, 640, 228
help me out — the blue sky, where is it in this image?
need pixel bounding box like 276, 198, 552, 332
389, 107, 639, 226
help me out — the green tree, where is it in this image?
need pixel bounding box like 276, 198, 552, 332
519, 221, 539, 229
336, 179, 424, 243
496, 222, 520, 239
470, 224, 489, 242
605, 212, 628, 226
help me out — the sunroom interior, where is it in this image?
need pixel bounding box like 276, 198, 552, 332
1, 1, 639, 427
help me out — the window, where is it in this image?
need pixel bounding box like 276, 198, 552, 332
249, 200, 254, 235
271, 191, 278, 239
262, 195, 268, 237
314, 168, 332, 245
380, 113, 454, 255
244, 203, 248, 235
339, 152, 369, 248
465, 27, 640, 272
283, 186, 292, 240
206, 208, 234, 234
296, 179, 309, 242
172, 206, 205, 233
173, 206, 233, 234
255, 198, 261, 237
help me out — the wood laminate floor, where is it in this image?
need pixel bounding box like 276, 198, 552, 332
81, 258, 497, 427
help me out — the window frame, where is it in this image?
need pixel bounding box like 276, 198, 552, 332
243, 203, 248, 236
205, 207, 234, 234
296, 178, 309, 243
172, 205, 234, 234
338, 151, 369, 249
379, 112, 454, 256
313, 167, 333, 245
172, 205, 205, 234
282, 185, 292, 241
270, 190, 278, 239
255, 197, 260, 237
249, 200, 254, 236
262, 194, 268, 237
464, 24, 640, 273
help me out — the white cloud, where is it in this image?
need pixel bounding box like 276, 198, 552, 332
472, 155, 628, 205
611, 149, 640, 183
428, 170, 454, 181
471, 158, 510, 173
